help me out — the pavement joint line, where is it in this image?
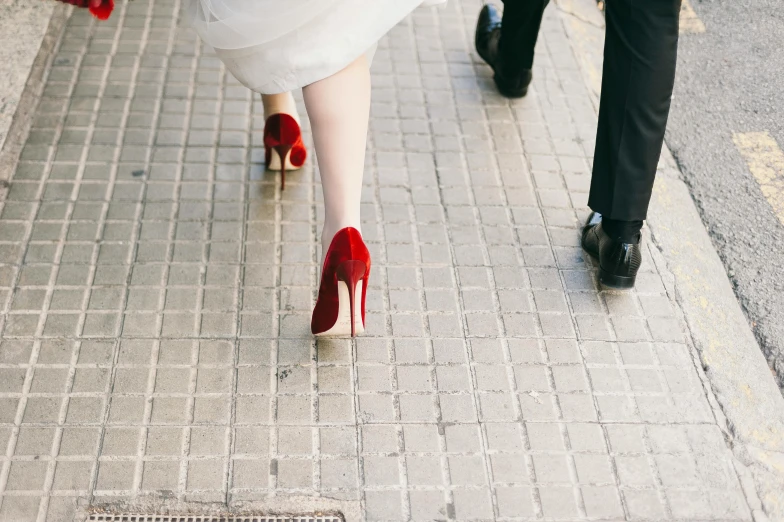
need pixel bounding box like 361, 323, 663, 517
732, 131, 784, 228
445, 1, 531, 517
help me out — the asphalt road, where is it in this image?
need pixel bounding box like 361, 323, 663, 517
664, 0, 784, 388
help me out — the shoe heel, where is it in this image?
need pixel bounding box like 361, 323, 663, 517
270, 144, 292, 191
335, 260, 368, 337
264, 112, 306, 190
599, 268, 636, 290
494, 74, 529, 98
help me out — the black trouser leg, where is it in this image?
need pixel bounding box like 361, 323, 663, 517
589, 0, 681, 221
498, 0, 550, 72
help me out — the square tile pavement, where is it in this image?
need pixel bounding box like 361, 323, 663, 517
0, 0, 752, 520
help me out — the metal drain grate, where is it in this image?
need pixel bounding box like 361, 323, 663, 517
87, 513, 343, 522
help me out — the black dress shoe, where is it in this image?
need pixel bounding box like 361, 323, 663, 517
581, 212, 642, 289
475, 4, 532, 98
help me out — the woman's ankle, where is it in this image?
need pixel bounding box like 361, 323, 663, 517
322, 222, 361, 245
321, 222, 361, 264
261, 92, 300, 122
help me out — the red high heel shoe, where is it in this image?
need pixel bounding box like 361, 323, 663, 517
56, 0, 114, 20
311, 227, 371, 337
263, 113, 307, 190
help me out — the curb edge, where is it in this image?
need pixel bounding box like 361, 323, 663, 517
0, 3, 71, 183
553, 0, 784, 517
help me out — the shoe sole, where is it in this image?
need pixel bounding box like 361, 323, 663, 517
599, 268, 636, 290
494, 74, 528, 98
314, 280, 365, 338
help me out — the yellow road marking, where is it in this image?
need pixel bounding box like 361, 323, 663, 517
733, 131, 784, 225
680, 0, 706, 34
596, 0, 705, 35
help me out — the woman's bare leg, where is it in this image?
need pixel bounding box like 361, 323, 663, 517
302, 55, 371, 260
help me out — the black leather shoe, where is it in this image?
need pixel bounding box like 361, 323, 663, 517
582, 212, 642, 289
475, 4, 532, 98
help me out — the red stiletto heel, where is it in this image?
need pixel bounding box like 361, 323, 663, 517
311, 228, 371, 338
272, 143, 292, 191
336, 260, 367, 337
263, 113, 306, 190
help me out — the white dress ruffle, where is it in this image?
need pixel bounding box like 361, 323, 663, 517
187, 0, 446, 93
